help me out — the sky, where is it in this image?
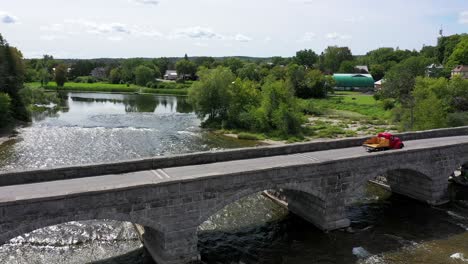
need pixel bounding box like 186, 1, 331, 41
0, 0, 467, 59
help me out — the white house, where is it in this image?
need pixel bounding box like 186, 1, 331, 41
164, 70, 178, 81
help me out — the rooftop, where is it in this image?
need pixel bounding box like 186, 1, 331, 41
452, 65, 468, 72
333, 74, 374, 88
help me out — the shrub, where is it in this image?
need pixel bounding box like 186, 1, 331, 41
0, 93, 11, 126
87, 77, 97, 83
382, 99, 395, 110
146, 81, 154, 88
447, 112, 468, 127
134, 65, 155, 86
373, 92, 382, 101
237, 132, 261, 140
298, 99, 323, 115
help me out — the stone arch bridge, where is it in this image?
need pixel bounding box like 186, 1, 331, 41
0, 127, 467, 263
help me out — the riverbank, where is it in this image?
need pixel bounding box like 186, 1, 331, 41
25, 82, 189, 96
218, 91, 397, 144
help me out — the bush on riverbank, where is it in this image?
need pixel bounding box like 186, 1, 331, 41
0, 93, 12, 125
189, 67, 305, 138
0, 34, 30, 126
237, 132, 263, 140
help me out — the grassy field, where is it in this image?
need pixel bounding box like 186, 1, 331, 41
25, 82, 189, 95
309, 91, 391, 120
299, 91, 396, 139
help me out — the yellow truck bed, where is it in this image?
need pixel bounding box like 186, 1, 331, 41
363, 137, 390, 149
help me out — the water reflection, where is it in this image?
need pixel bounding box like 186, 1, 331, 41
3, 93, 468, 264
198, 185, 468, 264
0, 92, 257, 171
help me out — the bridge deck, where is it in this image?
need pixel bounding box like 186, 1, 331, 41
1, 136, 467, 204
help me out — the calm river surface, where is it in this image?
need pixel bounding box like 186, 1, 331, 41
1, 92, 468, 264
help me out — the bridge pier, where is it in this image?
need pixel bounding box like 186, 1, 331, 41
282, 190, 350, 231
142, 226, 200, 264
386, 169, 449, 205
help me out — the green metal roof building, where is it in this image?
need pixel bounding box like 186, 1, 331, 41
333, 74, 375, 89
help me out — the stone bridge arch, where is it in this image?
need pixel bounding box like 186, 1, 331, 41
346, 154, 461, 206
0, 202, 162, 246
197, 179, 348, 232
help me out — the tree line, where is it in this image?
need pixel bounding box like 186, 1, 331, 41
2, 32, 468, 135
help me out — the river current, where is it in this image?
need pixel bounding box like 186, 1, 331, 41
0, 92, 467, 264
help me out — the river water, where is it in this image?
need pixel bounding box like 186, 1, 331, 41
1, 92, 468, 264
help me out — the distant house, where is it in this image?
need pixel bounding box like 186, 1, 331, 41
164, 70, 178, 81
426, 63, 444, 77
374, 79, 384, 90
451, 65, 468, 79
354, 65, 369, 73
333, 74, 375, 91
90, 67, 107, 79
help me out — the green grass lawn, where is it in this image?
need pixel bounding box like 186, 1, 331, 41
25, 82, 189, 95
309, 91, 391, 120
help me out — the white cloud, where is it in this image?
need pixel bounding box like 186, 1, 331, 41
40, 35, 66, 41
63, 19, 130, 35
344, 16, 364, 23
108, 36, 124, 41
48, 20, 159, 39
194, 42, 208, 47
133, 29, 162, 38
459, 11, 468, 24
89, 23, 131, 34
299, 32, 316, 42
234, 34, 252, 42
326, 32, 352, 40
0, 11, 18, 24
172, 26, 223, 39
40, 24, 64, 32
130, 0, 159, 5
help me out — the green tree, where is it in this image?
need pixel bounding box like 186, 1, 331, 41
271, 56, 291, 66
302, 69, 334, 98
294, 49, 318, 68
436, 34, 466, 64
222, 57, 244, 74
54, 64, 68, 87
69, 60, 99, 79
226, 79, 261, 128
448, 76, 468, 112
152, 57, 172, 76
382, 56, 433, 129
24, 68, 38, 82
109, 67, 122, 84
411, 77, 449, 130
0, 34, 29, 122
194, 57, 215, 68
121, 58, 145, 83
287, 65, 332, 98
446, 36, 468, 70
175, 59, 197, 79
319, 46, 353, 73
420, 45, 437, 59
270, 65, 287, 80
338, 60, 357, 73
189, 67, 235, 122
134, 65, 155, 86
370, 64, 385, 81
0, 93, 11, 125
237, 63, 261, 82
36, 55, 54, 87
252, 79, 304, 135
